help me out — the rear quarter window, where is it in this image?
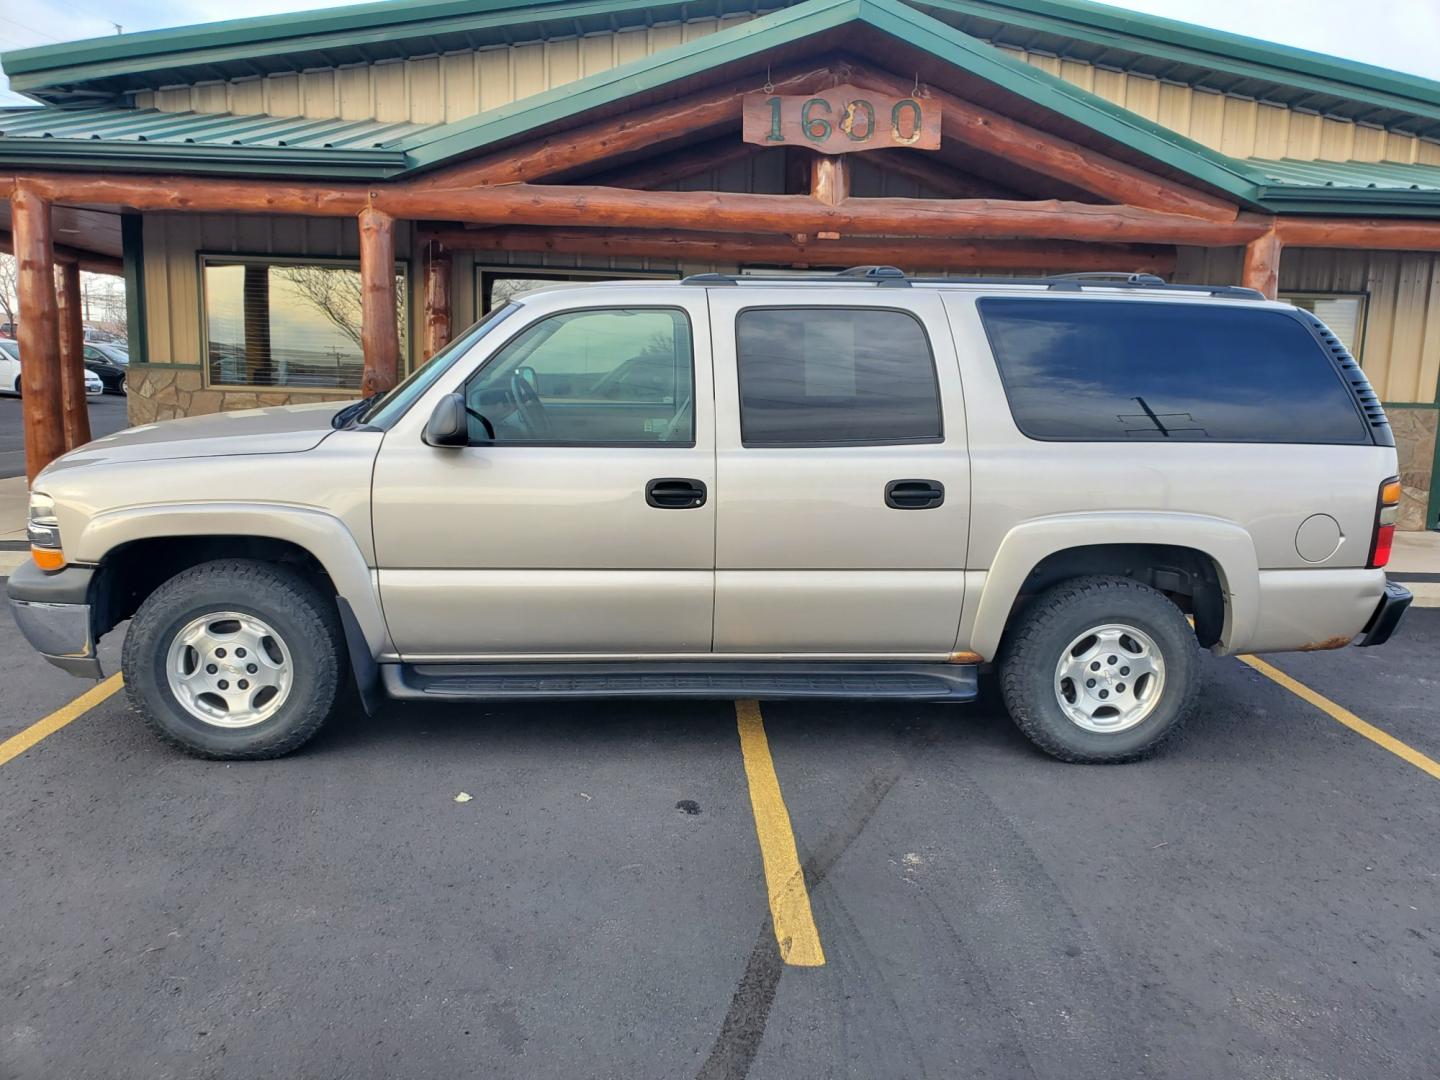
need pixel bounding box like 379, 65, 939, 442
977, 298, 1371, 444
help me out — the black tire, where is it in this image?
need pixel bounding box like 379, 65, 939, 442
121, 559, 346, 760
998, 575, 1200, 764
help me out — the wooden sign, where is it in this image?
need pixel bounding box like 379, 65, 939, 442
742, 83, 941, 154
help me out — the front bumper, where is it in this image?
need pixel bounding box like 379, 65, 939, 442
1356, 580, 1413, 648
5, 561, 102, 678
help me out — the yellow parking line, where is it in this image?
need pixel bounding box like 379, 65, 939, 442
1239, 655, 1440, 782
734, 699, 826, 967
0, 674, 124, 769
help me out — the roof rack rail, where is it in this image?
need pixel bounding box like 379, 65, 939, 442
678, 267, 1266, 300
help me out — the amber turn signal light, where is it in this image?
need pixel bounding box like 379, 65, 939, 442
31, 547, 66, 571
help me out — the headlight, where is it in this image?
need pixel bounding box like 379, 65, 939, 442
27, 492, 65, 570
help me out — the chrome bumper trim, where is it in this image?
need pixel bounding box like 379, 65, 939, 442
7, 599, 103, 678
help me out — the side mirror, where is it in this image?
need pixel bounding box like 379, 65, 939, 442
423, 393, 469, 447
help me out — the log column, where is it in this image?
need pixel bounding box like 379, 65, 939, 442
10, 186, 67, 483
358, 206, 400, 396
1242, 227, 1283, 300
54, 261, 92, 449
422, 241, 452, 362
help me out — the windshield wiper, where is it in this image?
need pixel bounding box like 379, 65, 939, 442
331, 394, 381, 429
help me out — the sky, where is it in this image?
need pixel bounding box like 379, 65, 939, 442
1, 0, 1439, 107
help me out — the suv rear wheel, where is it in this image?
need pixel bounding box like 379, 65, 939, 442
121, 559, 346, 759
998, 576, 1200, 763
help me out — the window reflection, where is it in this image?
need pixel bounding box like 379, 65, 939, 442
203, 259, 407, 390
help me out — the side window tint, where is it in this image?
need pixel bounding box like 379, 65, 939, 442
978, 299, 1370, 444
736, 308, 942, 446
466, 308, 693, 445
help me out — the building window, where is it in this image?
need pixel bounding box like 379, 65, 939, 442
478, 267, 676, 314
202, 257, 407, 391
735, 307, 943, 447
1280, 292, 1367, 359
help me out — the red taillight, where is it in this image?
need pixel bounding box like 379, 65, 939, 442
1368, 476, 1401, 569
1369, 524, 1395, 569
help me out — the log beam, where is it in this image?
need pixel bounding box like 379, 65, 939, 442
358, 206, 400, 397
422, 240, 452, 361
22, 170, 1440, 252
54, 261, 92, 450
9, 173, 1273, 245
848, 63, 1239, 223
10, 186, 67, 483
1241, 227, 1283, 299
419, 226, 1178, 274
1276, 217, 1440, 251
395, 186, 1272, 246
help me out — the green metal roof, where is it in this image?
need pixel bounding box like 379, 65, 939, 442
0, 105, 427, 178
6, 0, 1440, 140
1244, 157, 1440, 217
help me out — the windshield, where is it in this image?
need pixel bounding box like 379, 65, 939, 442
356, 303, 519, 429
0, 341, 17, 359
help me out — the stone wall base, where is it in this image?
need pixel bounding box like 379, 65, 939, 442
1392, 407, 1438, 532
126, 364, 354, 426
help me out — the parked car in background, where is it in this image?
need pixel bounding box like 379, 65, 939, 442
0, 339, 21, 393
0, 339, 104, 396
83, 342, 129, 394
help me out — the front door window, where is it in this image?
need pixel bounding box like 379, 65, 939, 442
465, 307, 694, 445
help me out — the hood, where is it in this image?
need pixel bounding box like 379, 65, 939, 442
39, 400, 349, 476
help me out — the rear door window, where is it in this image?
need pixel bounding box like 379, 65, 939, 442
977, 298, 1369, 444
735, 307, 942, 446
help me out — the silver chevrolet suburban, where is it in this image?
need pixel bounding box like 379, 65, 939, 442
7, 268, 1412, 763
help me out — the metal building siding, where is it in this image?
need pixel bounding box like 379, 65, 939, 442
132, 16, 755, 123
996, 44, 1440, 166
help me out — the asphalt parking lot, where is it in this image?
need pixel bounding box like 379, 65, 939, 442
0, 395, 130, 480
2, 604, 1437, 1080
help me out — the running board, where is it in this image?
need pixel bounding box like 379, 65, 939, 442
380, 661, 979, 702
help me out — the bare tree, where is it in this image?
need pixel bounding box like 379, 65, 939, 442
272, 265, 407, 351
273, 265, 365, 349
0, 254, 17, 330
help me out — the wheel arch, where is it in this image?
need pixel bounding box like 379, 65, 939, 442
80, 504, 391, 660
962, 512, 1260, 660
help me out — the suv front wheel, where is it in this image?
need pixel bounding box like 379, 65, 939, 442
998, 576, 1200, 763
121, 559, 346, 759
